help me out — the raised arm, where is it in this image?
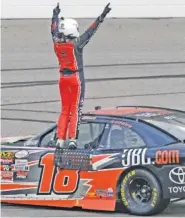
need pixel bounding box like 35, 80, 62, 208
78, 3, 112, 48
51, 3, 61, 42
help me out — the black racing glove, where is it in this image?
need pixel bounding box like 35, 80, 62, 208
53, 3, 61, 16
99, 3, 112, 22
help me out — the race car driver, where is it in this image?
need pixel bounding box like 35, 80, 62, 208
51, 3, 112, 149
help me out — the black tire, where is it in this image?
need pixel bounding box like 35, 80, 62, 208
118, 168, 170, 216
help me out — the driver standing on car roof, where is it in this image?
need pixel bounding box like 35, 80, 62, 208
51, 3, 112, 149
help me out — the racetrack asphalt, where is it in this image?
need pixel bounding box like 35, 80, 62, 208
1, 18, 185, 217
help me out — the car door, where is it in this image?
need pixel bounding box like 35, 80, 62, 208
1, 122, 107, 207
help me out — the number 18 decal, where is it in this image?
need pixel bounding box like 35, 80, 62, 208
38, 153, 80, 195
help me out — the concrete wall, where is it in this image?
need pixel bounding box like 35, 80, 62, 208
1, 0, 185, 18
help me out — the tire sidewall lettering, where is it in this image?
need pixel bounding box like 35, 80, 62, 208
120, 170, 136, 207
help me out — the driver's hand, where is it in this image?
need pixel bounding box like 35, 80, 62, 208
100, 3, 112, 22
53, 3, 61, 15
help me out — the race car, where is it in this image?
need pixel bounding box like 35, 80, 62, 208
1, 105, 185, 216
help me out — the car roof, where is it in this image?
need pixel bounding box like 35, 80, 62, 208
87, 105, 185, 117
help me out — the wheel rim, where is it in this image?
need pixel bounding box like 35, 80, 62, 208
129, 177, 152, 205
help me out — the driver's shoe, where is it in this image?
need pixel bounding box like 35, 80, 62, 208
56, 139, 65, 149
68, 139, 78, 149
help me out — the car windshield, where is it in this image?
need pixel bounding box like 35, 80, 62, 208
144, 111, 185, 141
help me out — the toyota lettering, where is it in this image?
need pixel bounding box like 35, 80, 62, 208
168, 186, 185, 194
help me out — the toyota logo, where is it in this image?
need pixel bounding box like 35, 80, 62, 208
169, 167, 185, 185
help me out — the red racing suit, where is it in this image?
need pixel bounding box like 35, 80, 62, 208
51, 13, 104, 140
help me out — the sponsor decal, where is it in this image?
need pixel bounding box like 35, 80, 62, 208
122, 148, 151, 167
151, 188, 158, 207
0, 152, 14, 158
120, 185, 128, 206
95, 189, 107, 197
15, 159, 28, 165
0, 158, 13, 164
95, 188, 114, 197
168, 167, 185, 194
112, 120, 132, 128
16, 171, 28, 179
1, 165, 12, 171
122, 170, 136, 185
12, 159, 29, 172
0, 152, 14, 165
15, 150, 29, 159
169, 167, 185, 185
87, 192, 96, 197
122, 149, 180, 167
107, 187, 114, 197
120, 170, 136, 206
12, 165, 29, 172
168, 186, 185, 194
1, 171, 13, 181
155, 150, 179, 165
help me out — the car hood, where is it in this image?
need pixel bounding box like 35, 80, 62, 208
0, 135, 34, 146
